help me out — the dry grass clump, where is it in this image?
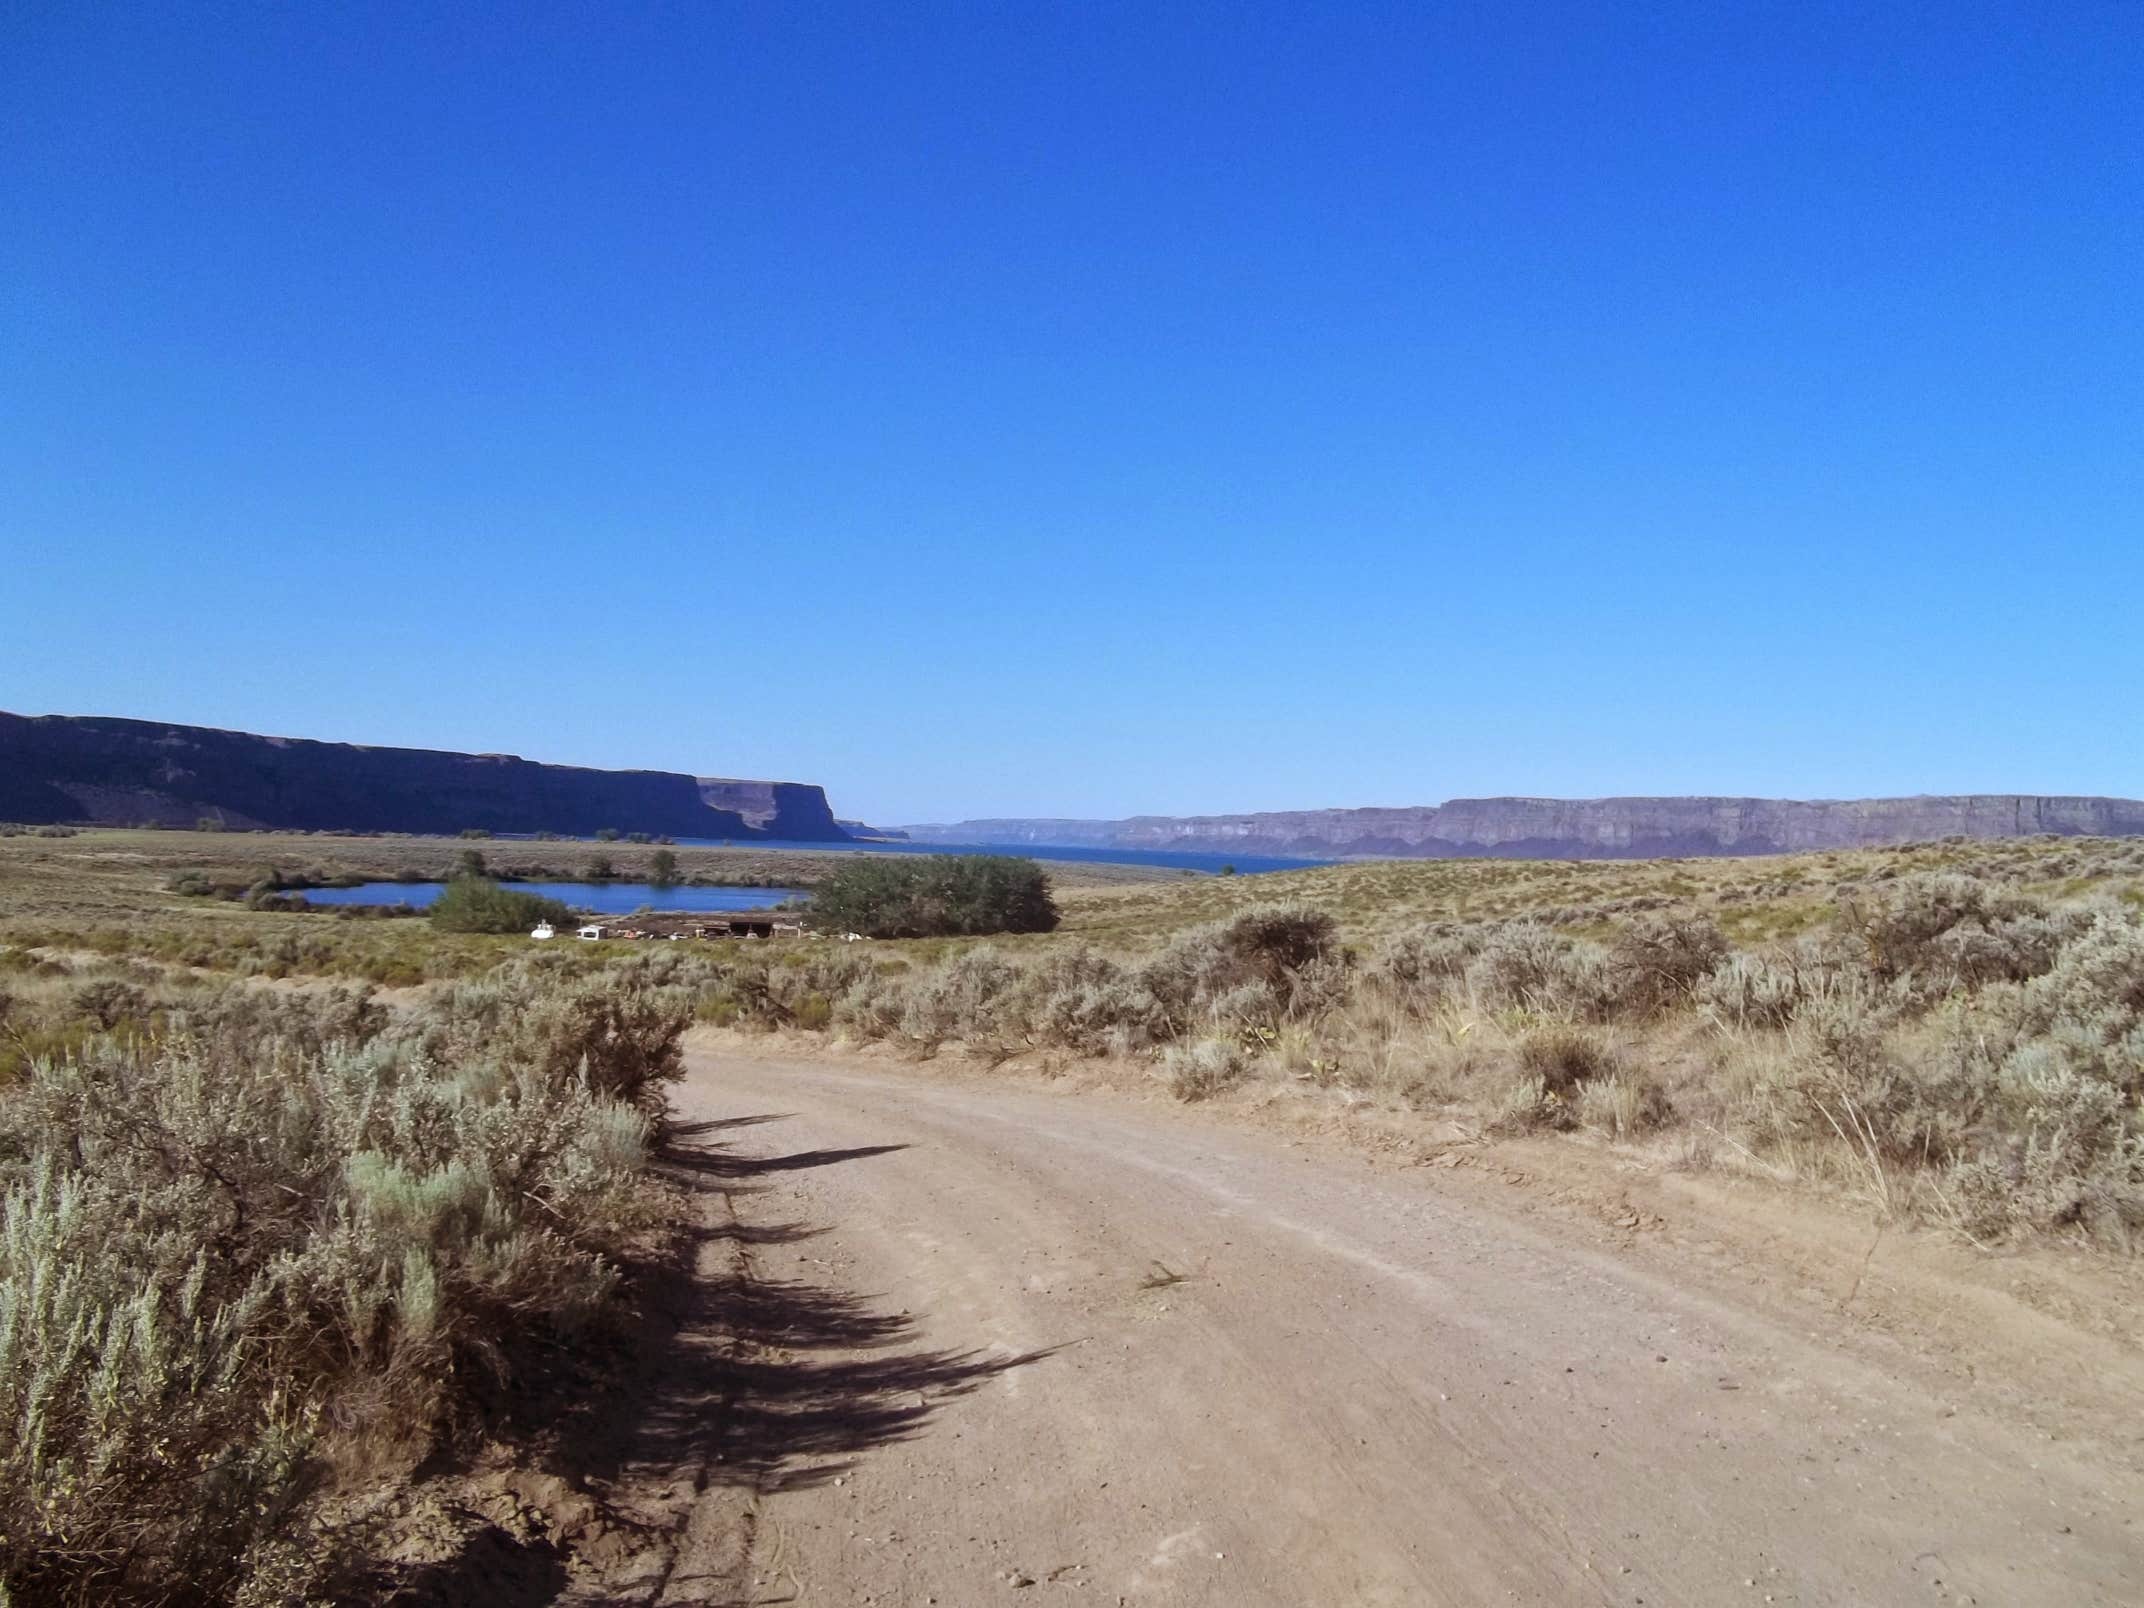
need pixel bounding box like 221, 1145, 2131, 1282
0, 967, 678, 1604
1577, 1070, 1676, 1141
1492, 1026, 1672, 1136
1165, 1036, 1249, 1102
1519, 1023, 1620, 1099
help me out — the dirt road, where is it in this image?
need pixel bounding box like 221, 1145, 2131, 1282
637, 1049, 2142, 1607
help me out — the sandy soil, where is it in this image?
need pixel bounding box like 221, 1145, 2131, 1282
543, 1044, 2144, 1608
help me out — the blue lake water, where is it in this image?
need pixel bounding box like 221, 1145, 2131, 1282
303, 881, 804, 914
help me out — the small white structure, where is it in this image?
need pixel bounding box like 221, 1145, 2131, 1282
577, 924, 605, 941
530, 921, 556, 941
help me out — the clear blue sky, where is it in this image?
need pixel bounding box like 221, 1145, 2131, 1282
4, 3, 2138, 824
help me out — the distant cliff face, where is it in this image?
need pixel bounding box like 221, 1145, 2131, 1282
903, 796, 2144, 860
0, 713, 851, 841
836, 819, 909, 841
695, 778, 843, 841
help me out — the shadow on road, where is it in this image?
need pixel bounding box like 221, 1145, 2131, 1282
366, 1524, 568, 1608
708, 1271, 1059, 1497
663, 1118, 913, 1180
594, 1116, 1053, 1499
706, 1142, 913, 1177
353, 1108, 1052, 1606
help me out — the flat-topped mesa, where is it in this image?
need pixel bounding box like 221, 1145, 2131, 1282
695, 778, 843, 840
0, 712, 851, 841
902, 795, 2144, 860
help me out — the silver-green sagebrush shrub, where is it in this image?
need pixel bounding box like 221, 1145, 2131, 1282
897, 947, 1020, 1049
1753, 987, 1990, 1169
1607, 914, 1729, 1018
1008, 944, 1169, 1054
1365, 927, 1474, 1014
831, 968, 908, 1040
1165, 1036, 1248, 1102
1947, 1041, 2144, 1243
1462, 921, 1618, 1018
1836, 872, 2079, 994
0, 1159, 311, 1605
2006, 909, 2144, 1085
1138, 905, 1345, 1031
690, 950, 876, 1034
0, 976, 670, 1604
1028, 974, 1172, 1057
406, 962, 692, 1112
1695, 952, 1809, 1031
1923, 909, 2144, 1242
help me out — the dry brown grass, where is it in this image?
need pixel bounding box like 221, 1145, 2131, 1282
1053, 832, 2144, 949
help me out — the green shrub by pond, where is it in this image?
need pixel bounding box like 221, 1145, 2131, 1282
427, 876, 574, 934
808, 854, 1059, 939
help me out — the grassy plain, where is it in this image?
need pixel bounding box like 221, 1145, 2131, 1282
8, 827, 2144, 1250
1058, 832, 2144, 946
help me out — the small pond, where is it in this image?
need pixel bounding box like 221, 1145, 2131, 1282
301, 881, 805, 915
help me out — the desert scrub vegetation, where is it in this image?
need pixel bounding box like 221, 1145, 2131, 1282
8, 827, 2144, 1260
777, 906, 1349, 1063
681, 847, 2144, 1252
0, 954, 689, 1604
1165, 1036, 1250, 1101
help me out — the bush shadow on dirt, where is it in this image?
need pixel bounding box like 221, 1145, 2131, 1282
346, 1113, 1056, 1605
618, 1115, 1059, 1498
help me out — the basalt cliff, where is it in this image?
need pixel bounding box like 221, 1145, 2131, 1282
903, 796, 2144, 860
0, 712, 849, 841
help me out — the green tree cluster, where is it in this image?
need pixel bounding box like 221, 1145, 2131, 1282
428, 877, 573, 934
808, 855, 1059, 939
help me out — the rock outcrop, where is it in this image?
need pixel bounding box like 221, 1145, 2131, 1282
903, 796, 2144, 860
0, 712, 850, 841
695, 778, 844, 840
